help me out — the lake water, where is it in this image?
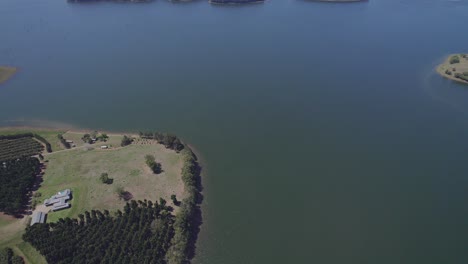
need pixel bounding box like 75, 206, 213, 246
2, 0, 468, 263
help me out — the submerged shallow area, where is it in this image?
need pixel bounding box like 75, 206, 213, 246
0, 66, 17, 84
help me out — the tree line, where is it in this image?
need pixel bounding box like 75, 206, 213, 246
166, 147, 202, 264
139, 132, 184, 152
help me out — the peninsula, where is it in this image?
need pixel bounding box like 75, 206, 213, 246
0, 128, 202, 264
0, 66, 17, 85
437, 54, 468, 85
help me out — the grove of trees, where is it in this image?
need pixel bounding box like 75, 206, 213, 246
139, 132, 184, 152
24, 200, 176, 264
0, 157, 40, 214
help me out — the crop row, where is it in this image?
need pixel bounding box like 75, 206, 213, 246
0, 138, 44, 161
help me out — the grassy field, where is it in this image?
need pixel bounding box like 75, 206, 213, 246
0, 66, 17, 84
0, 214, 46, 264
0, 129, 185, 263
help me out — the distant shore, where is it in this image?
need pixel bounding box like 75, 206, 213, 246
437, 54, 468, 85
0, 66, 17, 85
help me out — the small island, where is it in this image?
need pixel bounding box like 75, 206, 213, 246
437, 54, 468, 85
0, 66, 17, 85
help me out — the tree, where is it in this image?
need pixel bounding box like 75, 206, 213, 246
100, 173, 112, 184
121, 135, 132, 147
98, 133, 109, 142
145, 155, 162, 174
170, 195, 180, 206
115, 186, 125, 200
450, 55, 460, 64
81, 134, 93, 144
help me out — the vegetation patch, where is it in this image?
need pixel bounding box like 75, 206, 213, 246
437, 53, 468, 85
0, 66, 17, 85
24, 200, 175, 264
0, 135, 44, 161
0, 247, 24, 264
0, 158, 40, 215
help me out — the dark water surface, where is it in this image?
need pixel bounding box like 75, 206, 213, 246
2, 0, 468, 263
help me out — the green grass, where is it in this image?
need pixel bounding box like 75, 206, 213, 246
15, 242, 47, 264
41, 134, 184, 221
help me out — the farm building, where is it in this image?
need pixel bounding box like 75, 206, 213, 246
44, 189, 72, 211
31, 211, 46, 226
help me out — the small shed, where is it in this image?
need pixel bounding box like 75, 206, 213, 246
31, 211, 46, 226
101, 145, 108, 149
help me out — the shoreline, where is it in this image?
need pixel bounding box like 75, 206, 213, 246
436, 53, 468, 85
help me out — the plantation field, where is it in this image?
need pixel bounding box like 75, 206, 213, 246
0, 137, 43, 161
0, 128, 65, 152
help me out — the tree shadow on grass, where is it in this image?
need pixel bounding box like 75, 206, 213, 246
122, 191, 133, 202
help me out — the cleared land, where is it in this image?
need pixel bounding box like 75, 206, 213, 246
437, 54, 468, 85
0, 66, 17, 84
0, 129, 186, 263
39, 133, 185, 222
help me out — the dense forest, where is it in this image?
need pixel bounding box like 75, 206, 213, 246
0, 157, 40, 214
24, 200, 175, 264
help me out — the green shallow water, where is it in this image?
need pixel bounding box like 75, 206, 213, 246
1, 0, 468, 263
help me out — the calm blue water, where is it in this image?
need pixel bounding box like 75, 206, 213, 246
2, 0, 468, 263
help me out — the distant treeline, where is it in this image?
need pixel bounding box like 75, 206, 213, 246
139, 132, 184, 152
209, 0, 264, 4
57, 134, 71, 149
67, 0, 264, 5
0, 157, 40, 215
